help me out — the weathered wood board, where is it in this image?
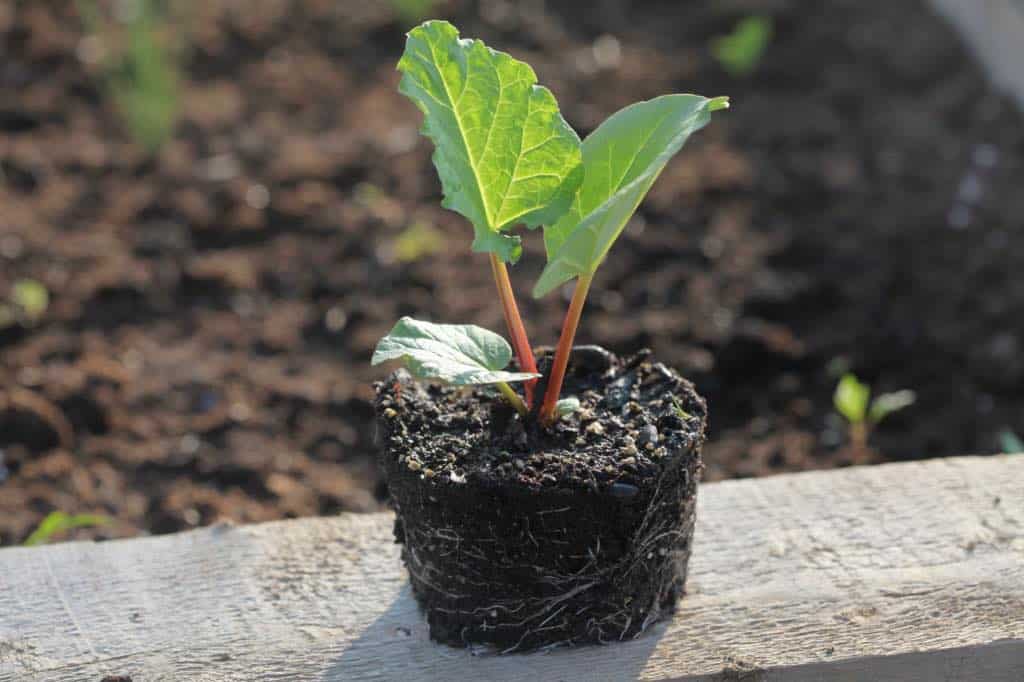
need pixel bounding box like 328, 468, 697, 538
1, 455, 1022, 681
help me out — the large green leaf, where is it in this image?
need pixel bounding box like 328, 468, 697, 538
398, 20, 583, 263
372, 317, 540, 385
534, 94, 728, 297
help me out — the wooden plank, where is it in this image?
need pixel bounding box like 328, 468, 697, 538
1, 454, 1022, 681
929, 0, 1024, 110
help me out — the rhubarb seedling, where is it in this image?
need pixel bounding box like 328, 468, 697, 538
374, 21, 727, 424
834, 373, 916, 453
712, 16, 773, 78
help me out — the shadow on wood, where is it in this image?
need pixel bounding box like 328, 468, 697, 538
321, 583, 669, 681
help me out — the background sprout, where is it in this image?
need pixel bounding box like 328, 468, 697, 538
834, 373, 916, 454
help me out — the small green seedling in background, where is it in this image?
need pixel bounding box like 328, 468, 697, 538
78, 0, 181, 152
0, 278, 49, 328
390, 0, 437, 26
834, 373, 916, 454
712, 16, 773, 77
374, 21, 727, 425
24, 511, 111, 547
392, 221, 445, 263
12, 279, 49, 321
999, 429, 1024, 454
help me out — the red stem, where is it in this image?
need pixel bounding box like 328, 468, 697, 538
539, 273, 593, 425
489, 253, 538, 406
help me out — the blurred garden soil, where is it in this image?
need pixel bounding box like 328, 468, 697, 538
1, 0, 1022, 543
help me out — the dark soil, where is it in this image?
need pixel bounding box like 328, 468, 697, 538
376, 348, 705, 651
1, 0, 1022, 545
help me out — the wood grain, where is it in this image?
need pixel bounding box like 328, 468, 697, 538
1, 455, 1022, 681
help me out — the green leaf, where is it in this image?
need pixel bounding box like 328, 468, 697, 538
534, 94, 728, 297
24, 512, 111, 547
397, 20, 583, 263
372, 316, 540, 385
834, 373, 870, 425
554, 396, 580, 418
712, 16, 773, 78
868, 390, 916, 425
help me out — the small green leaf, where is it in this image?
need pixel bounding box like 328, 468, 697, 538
397, 20, 583, 263
24, 512, 111, 547
868, 390, 916, 425
534, 94, 727, 297
834, 373, 870, 425
372, 316, 540, 385
11, 279, 49, 320
671, 396, 692, 420
712, 16, 773, 78
554, 396, 580, 418
999, 429, 1024, 454
392, 221, 445, 263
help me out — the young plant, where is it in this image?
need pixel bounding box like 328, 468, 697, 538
78, 0, 181, 152
0, 278, 49, 328
375, 20, 727, 425
712, 16, 773, 78
24, 511, 111, 547
833, 373, 916, 454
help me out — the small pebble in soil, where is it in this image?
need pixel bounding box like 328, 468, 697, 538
586, 421, 605, 436
384, 408, 398, 418
572, 345, 616, 374
608, 482, 639, 499
638, 424, 659, 446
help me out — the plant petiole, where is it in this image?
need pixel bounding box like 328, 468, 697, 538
490, 253, 539, 406
539, 273, 594, 424
496, 381, 529, 417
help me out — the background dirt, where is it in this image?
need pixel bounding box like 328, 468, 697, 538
1, 0, 1022, 544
